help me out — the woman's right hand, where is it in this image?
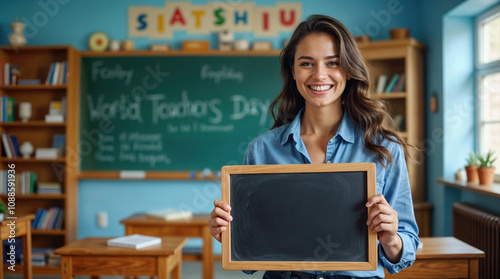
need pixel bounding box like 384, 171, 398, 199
209, 199, 233, 243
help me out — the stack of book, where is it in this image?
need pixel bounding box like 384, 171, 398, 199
37, 182, 62, 194
0, 96, 16, 122
17, 171, 38, 195
31, 248, 50, 266
45, 61, 67, 85
32, 207, 64, 230
1, 133, 21, 158
1, 62, 21, 85
45, 249, 61, 266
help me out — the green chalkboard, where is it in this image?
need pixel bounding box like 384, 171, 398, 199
80, 55, 282, 172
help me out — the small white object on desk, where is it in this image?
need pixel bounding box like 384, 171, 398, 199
107, 234, 162, 249
146, 208, 193, 221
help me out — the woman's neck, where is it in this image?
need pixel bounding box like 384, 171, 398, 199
300, 103, 344, 137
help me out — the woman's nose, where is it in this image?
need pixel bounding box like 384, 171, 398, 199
312, 65, 327, 81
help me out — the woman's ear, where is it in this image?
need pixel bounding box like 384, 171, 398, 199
347, 76, 351, 80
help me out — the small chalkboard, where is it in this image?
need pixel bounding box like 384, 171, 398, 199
221, 163, 377, 271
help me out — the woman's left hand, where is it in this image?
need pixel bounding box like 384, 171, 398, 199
366, 194, 402, 262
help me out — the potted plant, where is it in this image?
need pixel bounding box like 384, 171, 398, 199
465, 151, 479, 183
0, 200, 7, 221
477, 150, 497, 186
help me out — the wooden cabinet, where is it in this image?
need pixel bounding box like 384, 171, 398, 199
0, 46, 79, 274
358, 39, 430, 236
358, 38, 426, 202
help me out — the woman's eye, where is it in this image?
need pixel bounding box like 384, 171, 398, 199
300, 62, 313, 67
327, 61, 339, 66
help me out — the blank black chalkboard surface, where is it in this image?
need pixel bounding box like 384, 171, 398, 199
221, 163, 377, 271
79, 52, 281, 179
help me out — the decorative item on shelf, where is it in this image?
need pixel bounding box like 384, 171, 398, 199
8, 16, 26, 48
389, 28, 410, 40
150, 44, 170, 51
252, 41, 272, 51
477, 150, 497, 186
0, 199, 6, 221
182, 40, 210, 51
109, 39, 121, 51
234, 39, 250, 51
89, 32, 109, 52
355, 35, 371, 43
35, 147, 58, 159
218, 30, 234, 51
19, 102, 31, 122
464, 151, 479, 183
454, 168, 466, 182
45, 100, 64, 123
20, 141, 34, 159
122, 39, 134, 51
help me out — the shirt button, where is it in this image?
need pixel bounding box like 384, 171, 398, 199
329, 139, 333, 143
318, 277, 324, 279
326, 161, 331, 164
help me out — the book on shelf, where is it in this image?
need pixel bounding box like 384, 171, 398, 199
35, 148, 59, 159
384, 74, 400, 93
2, 62, 21, 85
18, 79, 41, 85
52, 134, 65, 157
45, 61, 68, 85
37, 182, 62, 194
107, 234, 162, 249
393, 73, 406, 92
145, 208, 193, 221
376, 75, 388, 93
32, 207, 64, 230
0, 96, 16, 122
2, 133, 14, 158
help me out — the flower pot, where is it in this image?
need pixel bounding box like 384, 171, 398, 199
465, 165, 479, 183
478, 167, 495, 186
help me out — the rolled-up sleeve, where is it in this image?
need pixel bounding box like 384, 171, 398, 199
379, 143, 420, 274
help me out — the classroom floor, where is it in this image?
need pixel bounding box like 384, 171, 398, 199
4, 261, 266, 279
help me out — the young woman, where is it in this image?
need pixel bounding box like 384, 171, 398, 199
209, 14, 419, 279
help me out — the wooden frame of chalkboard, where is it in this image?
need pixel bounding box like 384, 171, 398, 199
221, 163, 377, 271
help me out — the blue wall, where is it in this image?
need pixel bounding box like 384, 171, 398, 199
1, 0, 499, 252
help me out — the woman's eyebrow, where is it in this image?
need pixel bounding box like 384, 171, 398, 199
297, 55, 339, 60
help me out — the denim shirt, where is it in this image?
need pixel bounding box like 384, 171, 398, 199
242, 108, 419, 278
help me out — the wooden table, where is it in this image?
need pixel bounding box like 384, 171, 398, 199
54, 237, 187, 279
0, 214, 34, 279
121, 214, 213, 279
386, 237, 485, 279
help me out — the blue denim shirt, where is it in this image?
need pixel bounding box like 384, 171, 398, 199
242, 108, 419, 278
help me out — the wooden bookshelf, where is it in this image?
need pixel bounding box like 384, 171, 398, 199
359, 38, 426, 202
359, 39, 430, 236
0, 45, 79, 274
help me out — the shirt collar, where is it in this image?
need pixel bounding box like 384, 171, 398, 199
281, 107, 357, 145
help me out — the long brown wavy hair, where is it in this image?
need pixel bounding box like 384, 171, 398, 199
270, 14, 414, 167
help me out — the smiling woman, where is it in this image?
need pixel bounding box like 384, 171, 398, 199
209, 14, 420, 279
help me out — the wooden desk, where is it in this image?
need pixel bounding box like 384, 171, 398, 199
0, 214, 34, 279
54, 237, 187, 279
386, 237, 485, 279
121, 214, 213, 279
